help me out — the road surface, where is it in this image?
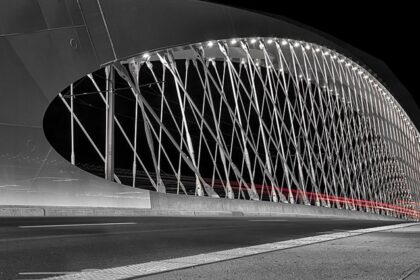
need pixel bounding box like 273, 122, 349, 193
0, 216, 402, 279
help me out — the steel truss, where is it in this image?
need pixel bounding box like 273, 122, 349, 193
58, 37, 420, 219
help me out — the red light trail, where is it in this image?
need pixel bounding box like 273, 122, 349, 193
211, 180, 419, 219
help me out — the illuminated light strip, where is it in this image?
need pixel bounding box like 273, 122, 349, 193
42, 223, 418, 280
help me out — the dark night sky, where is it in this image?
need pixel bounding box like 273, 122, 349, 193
208, 1, 419, 108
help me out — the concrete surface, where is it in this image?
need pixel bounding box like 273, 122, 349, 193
150, 192, 402, 221
0, 192, 403, 222
0, 216, 402, 279
140, 223, 420, 280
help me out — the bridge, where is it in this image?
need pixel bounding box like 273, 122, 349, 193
0, 0, 419, 279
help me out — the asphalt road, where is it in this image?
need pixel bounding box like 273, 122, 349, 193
0, 216, 401, 280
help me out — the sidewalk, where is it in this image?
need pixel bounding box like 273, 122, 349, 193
141, 224, 420, 280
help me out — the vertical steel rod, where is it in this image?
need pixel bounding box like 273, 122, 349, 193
70, 83, 75, 165
105, 65, 115, 181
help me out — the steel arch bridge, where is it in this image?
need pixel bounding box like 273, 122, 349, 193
0, 0, 419, 220
49, 37, 420, 219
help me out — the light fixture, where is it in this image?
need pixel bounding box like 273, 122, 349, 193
207, 41, 214, 48
142, 53, 150, 59
332, 55, 337, 59
281, 39, 288, 46
324, 51, 330, 56
267, 38, 274, 44
250, 38, 257, 44
294, 41, 300, 47
230, 39, 237, 45
305, 44, 311, 50
315, 47, 321, 52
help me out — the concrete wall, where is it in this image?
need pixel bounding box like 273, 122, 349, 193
0, 192, 402, 221
149, 192, 401, 221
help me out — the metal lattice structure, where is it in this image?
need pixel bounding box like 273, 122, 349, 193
56, 37, 420, 219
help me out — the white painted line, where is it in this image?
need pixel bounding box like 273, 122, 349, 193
19, 272, 74, 275
2, 225, 248, 243
19, 222, 137, 229
18, 269, 101, 276
42, 222, 418, 280
248, 219, 288, 222
0, 184, 20, 188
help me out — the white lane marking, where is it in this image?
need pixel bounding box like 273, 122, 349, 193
41, 222, 419, 280
19, 272, 74, 275
0, 184, 20, 188
248, 219, 288, 222
19, 269, 98, 276
2, 225, 251, 243
19, 222, 137, 229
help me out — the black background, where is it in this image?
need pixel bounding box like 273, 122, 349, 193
208, 0, 419, 108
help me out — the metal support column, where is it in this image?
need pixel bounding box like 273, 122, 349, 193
105, 65, 115, 181
70, 83, 75, 165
